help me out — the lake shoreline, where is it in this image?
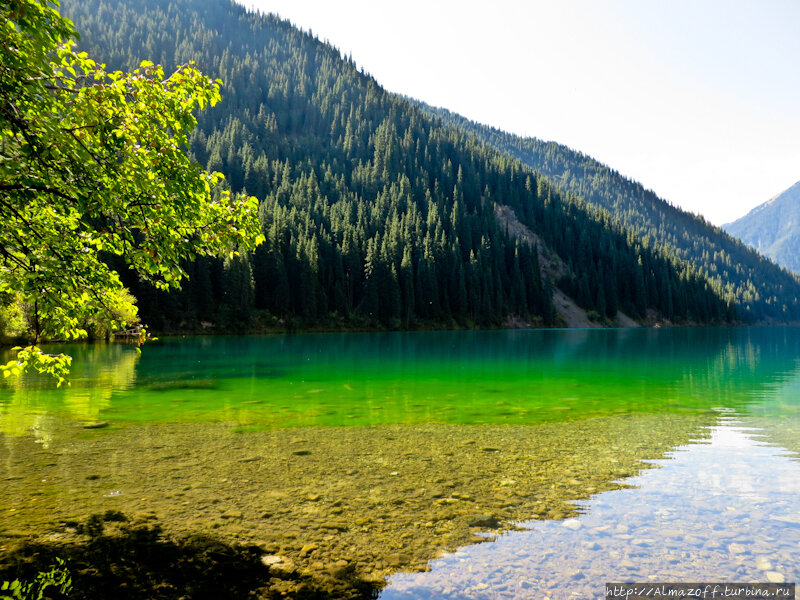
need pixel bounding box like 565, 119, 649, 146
5, 317, 790, 351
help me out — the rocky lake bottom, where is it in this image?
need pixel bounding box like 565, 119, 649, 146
382, 415, 800, 599
0, 412, 725, 598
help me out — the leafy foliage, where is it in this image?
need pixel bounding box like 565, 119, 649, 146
60, 0, 732, 332
0, 557, 71, 600
0, 0, 263, 378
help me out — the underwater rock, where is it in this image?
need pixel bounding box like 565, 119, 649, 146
468, 515, 501, 529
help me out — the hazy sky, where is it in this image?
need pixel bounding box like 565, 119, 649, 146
238, 0, 800, 225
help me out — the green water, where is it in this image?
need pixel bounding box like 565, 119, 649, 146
2, 327, 797, 435
2, 327, 800, 599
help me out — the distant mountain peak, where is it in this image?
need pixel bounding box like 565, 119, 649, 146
724, 180, 800, 274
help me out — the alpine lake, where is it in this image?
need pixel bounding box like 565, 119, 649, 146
1, 327, 799, 599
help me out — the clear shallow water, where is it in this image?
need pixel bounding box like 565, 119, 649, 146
381, 415, 800, 599
1, 327, 800, 598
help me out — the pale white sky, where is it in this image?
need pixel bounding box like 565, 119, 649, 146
238, 0, 800, 225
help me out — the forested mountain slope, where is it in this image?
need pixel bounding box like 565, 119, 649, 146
60, 0, 732, 331
418, 102, 800, 322
724, 181, 800, 274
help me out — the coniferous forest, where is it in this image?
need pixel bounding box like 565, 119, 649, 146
56, 0, 744, 333
419, 102, 800, 323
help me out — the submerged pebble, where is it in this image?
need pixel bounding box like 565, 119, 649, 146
766, 571, 785, 584
727, 542, 746, 554
755, 556, 772, 571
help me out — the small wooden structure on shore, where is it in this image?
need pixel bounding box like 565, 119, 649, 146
111, 325, 150, 344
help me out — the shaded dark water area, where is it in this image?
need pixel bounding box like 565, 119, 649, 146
1, 327, 799, 598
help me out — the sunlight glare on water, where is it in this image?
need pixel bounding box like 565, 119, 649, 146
381, 415, 800, 599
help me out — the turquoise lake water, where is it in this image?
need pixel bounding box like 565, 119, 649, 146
1, 327, 798, 598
